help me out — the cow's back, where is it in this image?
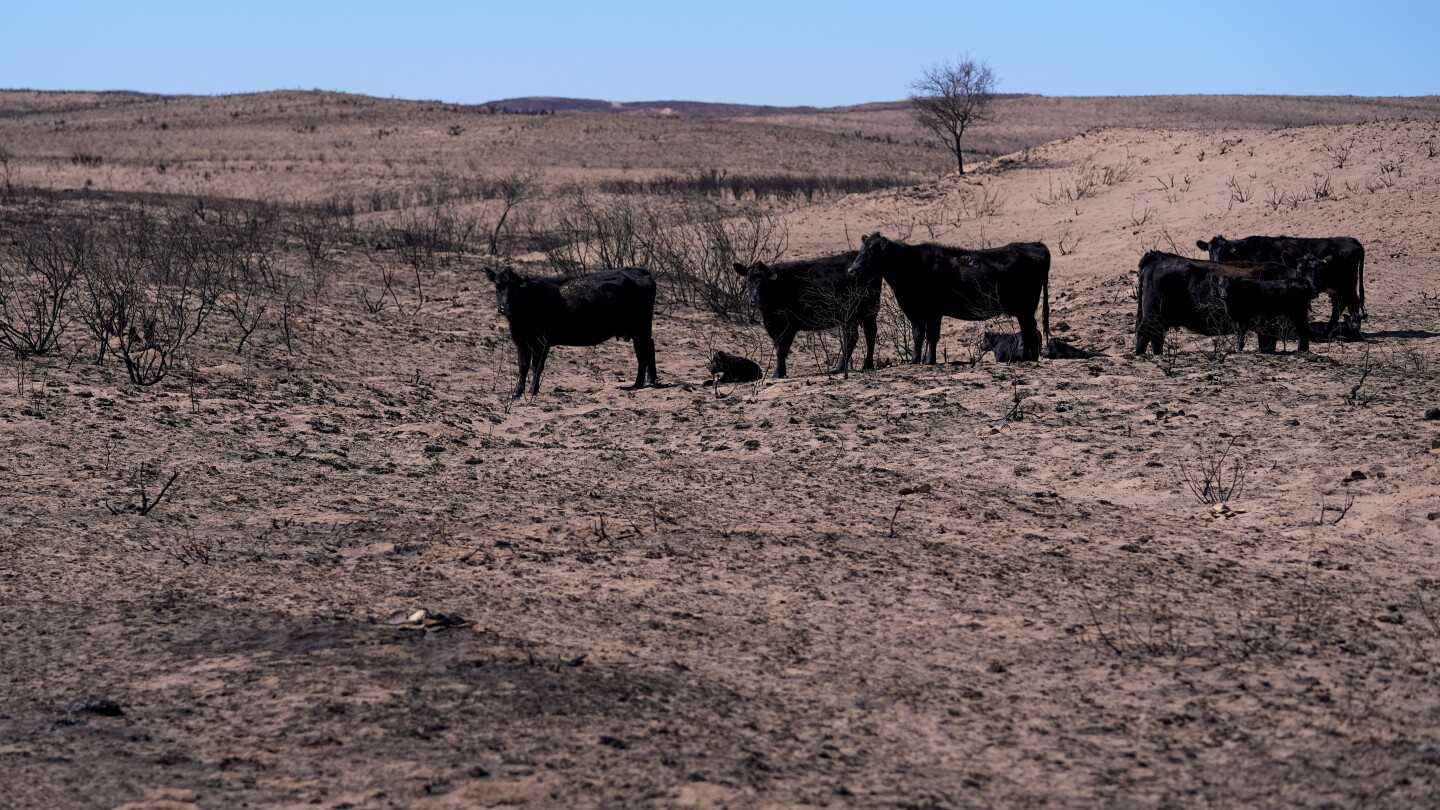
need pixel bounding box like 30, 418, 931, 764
543, 267, 655, 345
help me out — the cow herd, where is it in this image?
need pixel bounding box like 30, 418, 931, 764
486, 232, 1368, 398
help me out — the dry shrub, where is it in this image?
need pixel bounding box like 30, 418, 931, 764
535, 191, 788, 318
0, 219, 88, 357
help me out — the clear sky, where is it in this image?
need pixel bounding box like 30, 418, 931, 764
3, 1, 1436, 106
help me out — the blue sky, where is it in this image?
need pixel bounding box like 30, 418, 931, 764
3, 1, 1436, 105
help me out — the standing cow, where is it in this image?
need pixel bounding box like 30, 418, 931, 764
1216, 275, 1314, 353
1197, 235, 1365, 336
733, 251, 880, 378
486, 266, 658, 398
846, 233, 1050, 363
1133, 251, 1297, 355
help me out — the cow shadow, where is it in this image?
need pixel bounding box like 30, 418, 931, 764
1362, 329, 1440, 340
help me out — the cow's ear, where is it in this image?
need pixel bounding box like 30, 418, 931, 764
1195, 240, 1209, 252
733, 262, 750, 276
484, 268, 496, 282
1322, 255, 1332, 264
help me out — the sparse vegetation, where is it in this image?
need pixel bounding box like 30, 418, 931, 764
1180, 438, 1248, 506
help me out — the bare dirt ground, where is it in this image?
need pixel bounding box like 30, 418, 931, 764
2, 98, 1440, 808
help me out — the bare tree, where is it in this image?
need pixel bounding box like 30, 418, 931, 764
488, 168, 541, 255
909, 55, 998, 175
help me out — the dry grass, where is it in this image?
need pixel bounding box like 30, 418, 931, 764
2, 90, 1440, 808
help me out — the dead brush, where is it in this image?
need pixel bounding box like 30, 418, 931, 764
1069, 575, 1196, 659
1345, 345, 1376, 407
1179, 438, 1247, 506
105, 461, 180, 517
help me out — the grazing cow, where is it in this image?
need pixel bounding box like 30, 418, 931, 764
708, 350, 762, 383
846, 234, 1050, 363
733, 251, 879, 378
485, 266, 658, 398
1197, 235, 1365, 336
981, 332, 1102, 362
1216, 275, 1313, 353
1133, 251, 1297, 355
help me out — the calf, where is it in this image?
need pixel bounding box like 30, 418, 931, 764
981, 332, 1102, 361
708, 351, 762, 383
486, 266, 658, 398
1133, 251, 1295, 355
1197, 235, 1365, 336
1217, 276, 1313, 353
847, 233, 1050, 363
733, 251, 879, 378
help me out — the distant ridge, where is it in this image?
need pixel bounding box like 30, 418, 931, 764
482, 95, 1046, 117
482, 97, 827, 117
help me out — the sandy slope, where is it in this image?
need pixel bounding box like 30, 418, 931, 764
2, 120, 1439, 808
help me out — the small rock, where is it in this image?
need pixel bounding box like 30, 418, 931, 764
1285, 418, 1301, 426
1426, 408, 1440, 420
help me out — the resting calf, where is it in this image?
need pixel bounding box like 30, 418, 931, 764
708, 351, 762, 383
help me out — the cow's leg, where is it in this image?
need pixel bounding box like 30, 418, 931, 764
1294, 313, 1310, 353
1340, 292, 1363, 338
1235, 326, 1246, 352
646, 337, 659, 385
1134, 324, 1149, 356
925, 317, 942, 365
910, 321, 926, 364
512, 344, 531, 399
1151, 330, 1164, 356
529, 345, 550, 396
1325, 294, 1342, 336
834, 323, 858, 374
861, 316, 878, 370
1017, 313, 1041, 361
773, 329, 796, 378
631, 336, 654, 388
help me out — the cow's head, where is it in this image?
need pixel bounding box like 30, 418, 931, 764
485, 266, 527, 316
733, 261, 783, 309
1215, 274, 1236, 297
1293, 254, 1327, 296
847, 232, 892, 278
979, 332, 1003, 353
1196, 236, 1235, 262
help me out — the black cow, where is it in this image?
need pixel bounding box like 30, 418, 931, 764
981, 332, 1102, 361
733, 251, 879, 378
1133, 251, 1297, 355
708, 351, 762, 383
847, 234, 1050, 363
1197, 235, 1365, 336
1216, 275, 1313, 353
485, 266, 658, 398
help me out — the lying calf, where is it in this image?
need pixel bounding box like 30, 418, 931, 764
981, 332, 1102, 362
708, 350, 762, 383
1217, 276, 1313, 353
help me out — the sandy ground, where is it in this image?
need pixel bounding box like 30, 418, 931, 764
3, 118, 1440, 808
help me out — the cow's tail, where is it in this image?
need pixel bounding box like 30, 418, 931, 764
1133, 267, 1145, 351
1358, 249, 1366, 320
1041, 272, 1051, 339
